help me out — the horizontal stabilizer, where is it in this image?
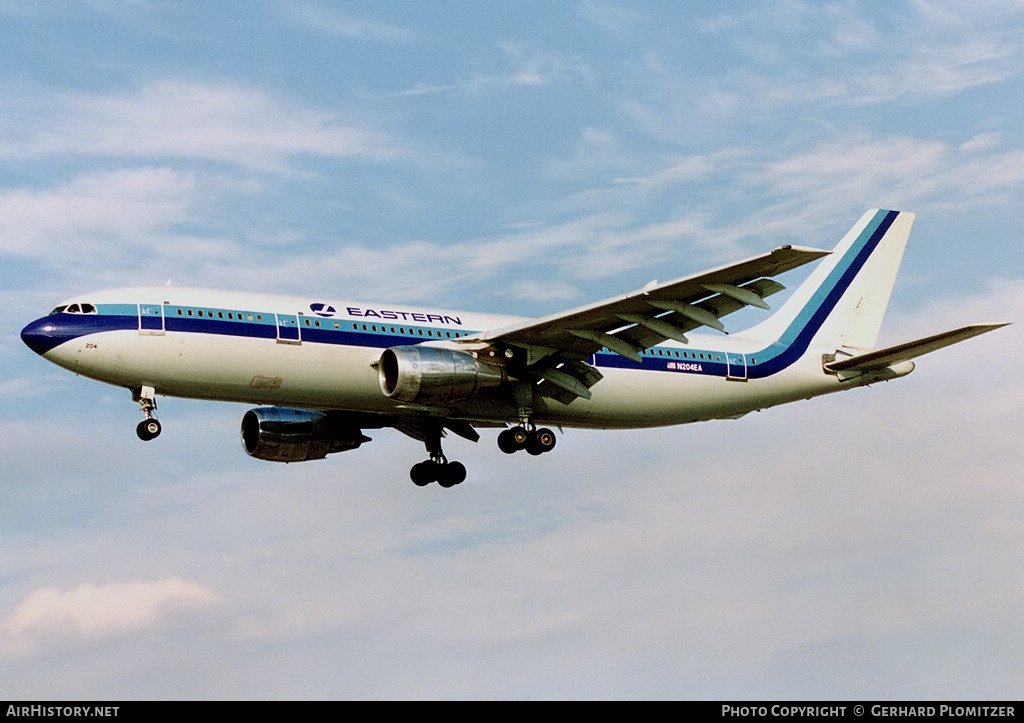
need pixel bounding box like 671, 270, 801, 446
825, 323, 1009, 373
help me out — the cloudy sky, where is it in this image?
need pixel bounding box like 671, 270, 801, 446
2, 0, 1022, 699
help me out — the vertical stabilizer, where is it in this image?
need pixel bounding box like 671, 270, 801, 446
744, 209, 914, 353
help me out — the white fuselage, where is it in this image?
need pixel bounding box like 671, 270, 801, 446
32, 286, 853, 430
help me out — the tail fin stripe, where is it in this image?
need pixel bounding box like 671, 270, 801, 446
747, 209, 899, 379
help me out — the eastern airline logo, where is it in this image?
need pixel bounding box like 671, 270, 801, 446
310, 303, 337, 318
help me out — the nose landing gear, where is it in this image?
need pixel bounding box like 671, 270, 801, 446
133, 386, 162, 441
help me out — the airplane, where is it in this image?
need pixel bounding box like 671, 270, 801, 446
21, 209, 1007, 488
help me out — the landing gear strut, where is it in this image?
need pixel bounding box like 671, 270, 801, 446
133, 386, 162, 441
410, 425, 466, 488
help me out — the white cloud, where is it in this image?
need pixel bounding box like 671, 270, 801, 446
578, 1, 645, 35
286, 3, 414, 42
695, 37, 1019, 115
756, 135, 1024, 211
645, 3, 1024, 135
1, 578, 219, 658
0, 167, 199, 258
613, 148, 748, 189
388, 44, 592, 98
207, 210, 740, 303
0, 80, 402, 168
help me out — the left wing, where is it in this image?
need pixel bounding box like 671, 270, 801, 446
460, 244, 829, 403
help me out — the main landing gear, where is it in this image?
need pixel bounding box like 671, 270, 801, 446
497, 424, 557, 456
497, 382, 557, 456
133, 386, 162, 441
410, 425, 467, 488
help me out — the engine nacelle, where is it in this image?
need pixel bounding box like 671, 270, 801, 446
241, 407, 369, 463
377, 345, 506, 405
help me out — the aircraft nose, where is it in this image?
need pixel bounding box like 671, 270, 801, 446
21, 316, 68, 356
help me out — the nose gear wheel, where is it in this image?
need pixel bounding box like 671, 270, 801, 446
132, 387, 162, 441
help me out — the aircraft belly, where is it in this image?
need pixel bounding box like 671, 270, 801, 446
529, 363, 835, 430
533, 367, 738, 428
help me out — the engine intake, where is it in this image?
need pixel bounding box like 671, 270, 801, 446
241, 407, 369, 463
378, 345, 506, 405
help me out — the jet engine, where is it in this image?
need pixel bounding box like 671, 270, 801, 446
377, 345, 507, 405
241, 407, 370, 463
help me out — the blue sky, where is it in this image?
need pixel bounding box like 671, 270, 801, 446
1, 1, 1022, 699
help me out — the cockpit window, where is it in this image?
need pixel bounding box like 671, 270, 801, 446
61, 303, 97, 314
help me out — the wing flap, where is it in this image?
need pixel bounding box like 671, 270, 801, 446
535, 359, 604, 405
617, 278, 787, 350
479, 245, 828, 363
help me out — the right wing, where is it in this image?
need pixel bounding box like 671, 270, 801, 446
460, 244, 830, 403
